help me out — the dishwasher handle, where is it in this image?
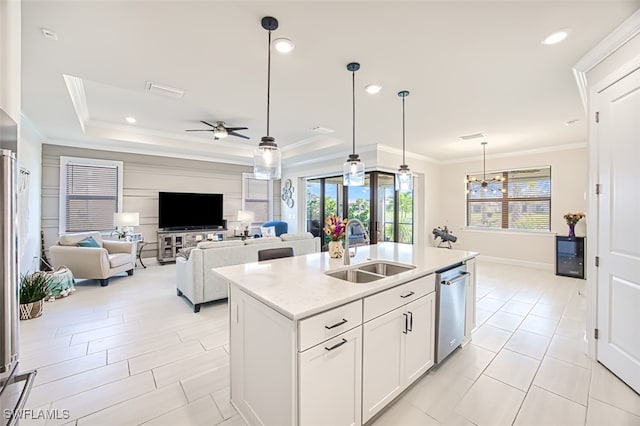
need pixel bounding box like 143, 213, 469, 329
441, 271, 469, 286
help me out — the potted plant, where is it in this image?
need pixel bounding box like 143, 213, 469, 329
19, 272, 53, 320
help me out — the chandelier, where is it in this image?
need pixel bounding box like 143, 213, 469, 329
466, 142, 505, 193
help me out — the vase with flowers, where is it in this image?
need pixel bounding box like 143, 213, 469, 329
563, 212, 585, 238
324, 215, 348, 258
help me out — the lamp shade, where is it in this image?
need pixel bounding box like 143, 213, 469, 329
114, 212, 139, 227
253, 138, 282, 180
237, 210, 255, 223
395, 166, 413, 192
343, 156, 365, 186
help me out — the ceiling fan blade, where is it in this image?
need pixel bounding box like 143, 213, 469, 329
200, 120, 216, 128
186, 129, 214, 132
225, 127, 248, 132
228, 131, 250, 140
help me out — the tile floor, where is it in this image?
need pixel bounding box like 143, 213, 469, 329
16, 260, 640, 425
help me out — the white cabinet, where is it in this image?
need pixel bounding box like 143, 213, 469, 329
299, 326, 362, 426
404, 294, 435, 384
362, 291, 435, 422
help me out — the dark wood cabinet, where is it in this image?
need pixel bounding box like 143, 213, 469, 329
555, 236, 585, 279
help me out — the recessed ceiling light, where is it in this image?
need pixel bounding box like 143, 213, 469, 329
41, 28, 58, 40
364, 84, 382, 95
125, 116, 137, 124
542, 29, 570, 45
273, 38, 295, 53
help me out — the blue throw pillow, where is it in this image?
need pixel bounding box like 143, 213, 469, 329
76, 236, 100, 248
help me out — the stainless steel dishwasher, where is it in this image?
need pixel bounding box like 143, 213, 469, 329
435, 263, 469, 363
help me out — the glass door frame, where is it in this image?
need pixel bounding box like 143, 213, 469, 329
306, 171, 412, 246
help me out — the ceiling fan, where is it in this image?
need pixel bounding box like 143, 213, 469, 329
185, 121, 249, 140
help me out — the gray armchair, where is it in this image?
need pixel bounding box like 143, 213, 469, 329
49, 231, 136, 286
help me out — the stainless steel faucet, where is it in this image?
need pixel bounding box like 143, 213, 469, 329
343, 218, 370, 265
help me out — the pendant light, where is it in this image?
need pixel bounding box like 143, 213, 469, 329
254, 16, 282, 180
466, 142, 505, 193
343, 62, 365, 186
395, 90, 413, 192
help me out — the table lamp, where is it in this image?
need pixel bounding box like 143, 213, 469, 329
236, 210, 255, 238
114, 212, 139, 240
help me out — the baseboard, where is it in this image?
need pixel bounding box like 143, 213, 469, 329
477, 255, 554, 271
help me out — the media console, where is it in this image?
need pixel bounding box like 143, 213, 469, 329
157, 227, 226, 263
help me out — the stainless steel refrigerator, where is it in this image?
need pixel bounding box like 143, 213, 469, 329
0, 108, 36, 425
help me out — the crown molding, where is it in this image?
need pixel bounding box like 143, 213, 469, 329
20, 113, 47, 142
440, 142, 587, 165
573, 8, 640, 112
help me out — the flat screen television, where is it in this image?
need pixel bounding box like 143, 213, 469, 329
158, 192, 225, 230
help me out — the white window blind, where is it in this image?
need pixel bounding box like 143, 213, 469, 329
242, 173, 275, 224
60, 157, 123, 233
466, 167, 551, 231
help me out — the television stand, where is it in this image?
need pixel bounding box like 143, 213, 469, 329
157, 228, 227, 264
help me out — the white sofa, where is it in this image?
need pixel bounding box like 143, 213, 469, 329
175, 233, 321, 312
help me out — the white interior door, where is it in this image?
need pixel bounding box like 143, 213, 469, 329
596, 66, 640, 393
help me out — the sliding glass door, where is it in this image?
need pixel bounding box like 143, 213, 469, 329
305, 172, 413, 248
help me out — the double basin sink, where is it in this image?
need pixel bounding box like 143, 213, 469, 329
325, 260, 416, 283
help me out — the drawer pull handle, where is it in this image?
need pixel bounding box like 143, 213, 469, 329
325, 318, 348, 330
400, 291, 415, 299
403, 313, 409, 334
325, 338, 348, 351
408, 311, 413, 332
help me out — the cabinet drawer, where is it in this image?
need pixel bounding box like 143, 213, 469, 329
364, 274, 434, 322
299, 300, 363, 351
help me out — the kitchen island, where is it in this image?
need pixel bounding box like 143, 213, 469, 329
212, 243, 478, 426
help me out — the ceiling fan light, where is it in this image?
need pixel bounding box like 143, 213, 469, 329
343, 154, 365, 186
254, 137, 282, 180
213, 128, 228, 139
273, 38, 295, 53
395, 165, 413, 192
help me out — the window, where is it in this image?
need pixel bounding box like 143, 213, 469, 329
242, 173, 274, 224
466, 167, 551, 231
59, 157, 123, 233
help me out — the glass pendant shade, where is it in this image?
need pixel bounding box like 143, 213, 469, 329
395, 165, 413, 192
253, 137, 281, 180
343, 154, 365, 186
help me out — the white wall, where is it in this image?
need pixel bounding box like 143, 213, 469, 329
19, 121, 43, 273
42, 145, 256, 259
436, 146, 588, 267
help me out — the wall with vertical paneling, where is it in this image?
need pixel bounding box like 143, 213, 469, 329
41, 145, 281, 260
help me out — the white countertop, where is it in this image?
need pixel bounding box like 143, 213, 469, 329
212, 242, 478, 320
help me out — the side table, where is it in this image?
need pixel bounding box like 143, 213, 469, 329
136, 241, 147, 269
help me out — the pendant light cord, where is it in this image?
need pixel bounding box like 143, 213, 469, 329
266, 29, 272, 137
351, 70, 356, 156
483, 143, 487, 182
402, 96, 406, 165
